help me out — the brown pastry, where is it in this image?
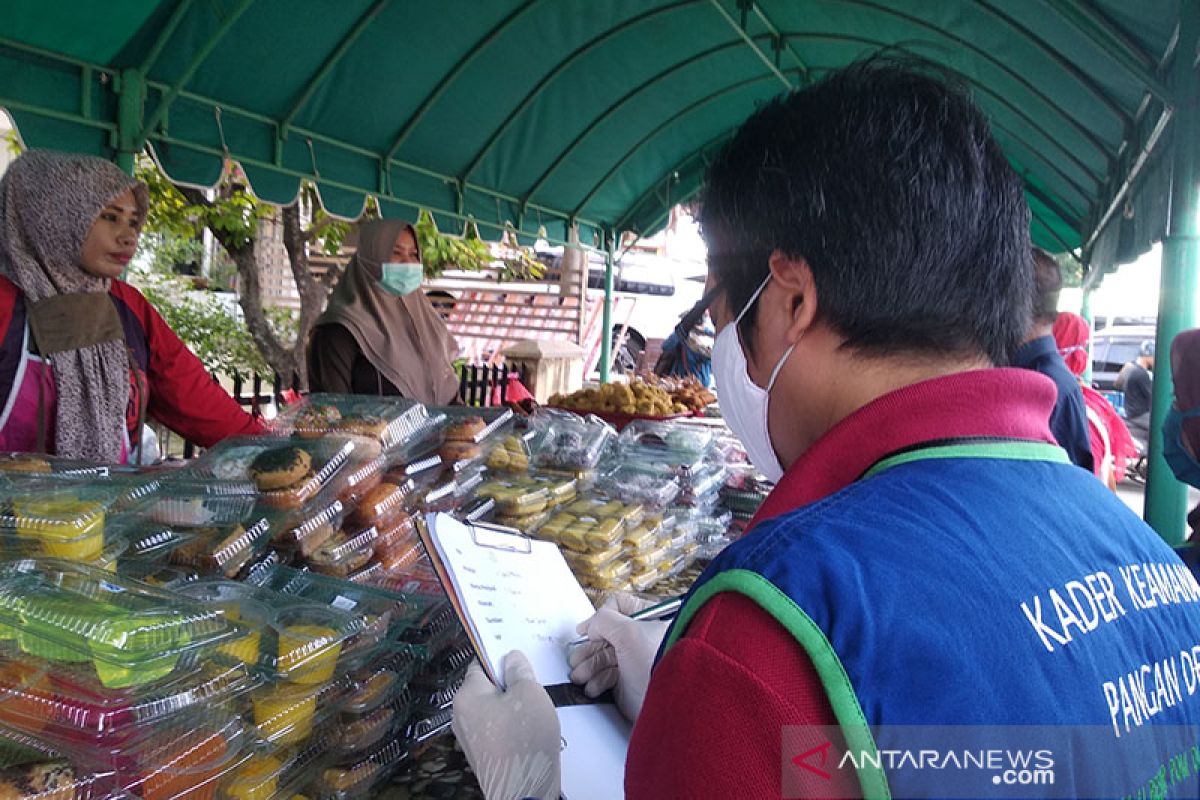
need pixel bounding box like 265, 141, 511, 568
337, 414, 390, 440
0, 761, 75, 800
351, 483, 407, 528
438, 440, 481, 463
0, 454, 52, 474
295, 404, 342, 438
249, 447, 312, 491
445, 416, 486, 442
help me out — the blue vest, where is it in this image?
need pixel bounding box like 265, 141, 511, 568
664, 441, 1200, 798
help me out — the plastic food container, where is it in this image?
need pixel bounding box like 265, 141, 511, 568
536, 512, 624, 552
530, 473, 579, 507
269, 495, 347, 559
329, 700, 399, 758
0, 482, 123, 563
0, 653, 260, 756
578, 560, 633, 591
484, 433, 533, 473
347, 480, 414, 529
116, 562, 201, 589
175, 580, 361, 685
166, 518, 273, 579
120, 717, 254, 800
303, 526, 378, 579
189, 437, 357, 511
618, 420, 714, 462
314, 738, 408, 800
140, 479, 259, 527
429, 407, 515, 467
221, 738, 328, 800
0, 560, 248, 690
475, 479, 550, 516
250, 675, 354, 747
529, 410, 616, 471
344, 651, 420, 718
596, 465, 680, 508
335, 453, 386, 507
562, 542, 624, 574
623, 514, 666, 553
0, 452, 110, 478
273, 393, 443, 454
382, 452, 443, 490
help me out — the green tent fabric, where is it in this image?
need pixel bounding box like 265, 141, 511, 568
0, 0, 1187, 253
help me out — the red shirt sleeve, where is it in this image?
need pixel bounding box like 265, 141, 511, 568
625, 592, 862, 799
111, 282, 266, 447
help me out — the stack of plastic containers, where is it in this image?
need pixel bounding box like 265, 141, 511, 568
0, 558, 262, 799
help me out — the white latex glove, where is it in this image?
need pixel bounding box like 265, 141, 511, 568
567, 592, 670, 723
452, 651, 561, 800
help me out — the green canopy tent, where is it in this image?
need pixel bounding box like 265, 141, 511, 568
1, 0, 1197, 541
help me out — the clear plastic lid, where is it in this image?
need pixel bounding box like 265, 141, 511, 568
529, 409, 616, 471
0, 725, 123, 800
115, 563, 201, 590
314, 738, 407, 800
343, 651, 420, 718
272, 394, 441, 454
268, 495, 348, 559
346, 480, 413, 530
429, 407, 515, 467
250, 675, 354, 747
618, 419, 714, 462
119, 716, 254, 800
328, 697, 401, 758
0, 482, 124, 563
138, 479, 259, 527
174, 580, 363, 685
0, 452, 111, 478
596, 465, 680, 508
166, 519, 273, 579
0, 560, 248, 690
483, 432, 532, 473
334, 454, 385, 507
405, 709, 452, 748
301, 527, 377, 579
188, 438, 358, 511
0, 651, 260, 753
219, 737, 328, 800
475, 478, 550, 515
536, 511, 624, 552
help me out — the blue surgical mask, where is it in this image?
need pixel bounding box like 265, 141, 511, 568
379, 262, 423, 296
1162, 405, 1200, 488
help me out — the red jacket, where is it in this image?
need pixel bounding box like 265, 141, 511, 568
0, 275, 264, 455
626, 369, 1060, 799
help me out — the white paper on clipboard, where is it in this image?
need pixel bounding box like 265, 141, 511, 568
423, 512, 596, 687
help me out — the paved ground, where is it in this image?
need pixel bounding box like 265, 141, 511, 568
1116, 478, 1200, 533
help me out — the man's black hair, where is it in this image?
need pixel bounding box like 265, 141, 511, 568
1031, 248, 1063, 326
699, 58, 1033, 365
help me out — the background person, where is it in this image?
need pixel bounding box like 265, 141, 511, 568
452, 60, 1200, 799
308, 218, 460, 404
0, 149, 263, 463
1116, 339, 1155, 440
1052, 311, 1137, 489
1012, 248, 1092, 470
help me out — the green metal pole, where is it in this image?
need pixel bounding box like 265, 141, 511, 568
115, 68, 144, 175
599, 229, 615, 384
1145, 3, 1200, 544
1080, 288, 1094, 384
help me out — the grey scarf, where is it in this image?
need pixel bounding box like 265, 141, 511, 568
0, 150, 148, 461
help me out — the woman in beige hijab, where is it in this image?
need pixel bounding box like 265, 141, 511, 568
309, 218, 460, 404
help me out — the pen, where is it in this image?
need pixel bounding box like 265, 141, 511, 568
566, 596, 684, 648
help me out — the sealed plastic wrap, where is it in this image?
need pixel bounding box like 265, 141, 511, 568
577, 559, 633, 591
0, 560, 250, 690
313, 739, 408, 800
474, 479, 550, 517
530, 473, 578, 508
189, 438, 357, 511
720, 470, 772, 516
529, 409, 616, 471
562, 543, 624, 575
596, 464, 680, 508
483, 433, 531, 473
536, 512, 624, 553
164, 517, 273, 580
429, 407, 515, 466
676, 463, 729, 506
618, 419, 714, 464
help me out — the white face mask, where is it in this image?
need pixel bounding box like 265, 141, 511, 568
711, 275, 798, 482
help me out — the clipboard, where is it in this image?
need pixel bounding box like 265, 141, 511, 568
418, 513, 633, 800
415, 512, 597, 689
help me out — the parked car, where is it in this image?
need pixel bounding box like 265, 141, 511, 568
1091, 324, 1156, 390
